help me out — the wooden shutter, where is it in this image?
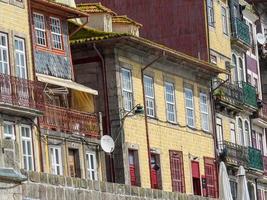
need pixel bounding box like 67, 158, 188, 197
191, 161, 200, 178
204, 157, 217, 198
169, 150, 185, 193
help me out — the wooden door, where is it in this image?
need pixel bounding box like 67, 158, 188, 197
68, 149, 81, 178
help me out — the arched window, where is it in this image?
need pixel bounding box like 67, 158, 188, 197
238, 118, 244, 145
232, 54, 237, 82
244, 121, 250, 146
238, 57, 244, 83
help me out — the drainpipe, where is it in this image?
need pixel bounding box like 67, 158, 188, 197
93, 43, 114, 182
141, 51, 165, 188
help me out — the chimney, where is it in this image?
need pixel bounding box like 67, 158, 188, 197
112, 15, 142, 37
77, 3, 116, 32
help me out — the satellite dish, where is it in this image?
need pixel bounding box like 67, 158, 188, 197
257, 33, 266, 45
100, 135, 115, 153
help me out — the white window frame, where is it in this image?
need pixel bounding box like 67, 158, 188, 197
33, 12, 46, 46
185, 87, 195, 128
121, 68, 133, 111
86, 151, 98, 180
200, 92, 209, 131
0, 33, 9, 75
50, 146, 63, 175
207, 0, 215, 26
244, 120, 250, 147
221, 6, 228, 35
14, 37, 27, 79
3, 121, 15, 140
165, 82, 176, 123
144, 75, 155, 117
50, 17, 63, 50
216, 117, 223, 151
230, 121, 236, 144
21, 125, 34, 171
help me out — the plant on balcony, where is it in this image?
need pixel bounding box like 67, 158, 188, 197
213, 88, 224, 101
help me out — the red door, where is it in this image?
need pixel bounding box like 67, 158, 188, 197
191, 161, 201, 195
151, 154, 159, 189
169, 150, 185, 193
129, 150, 137, 186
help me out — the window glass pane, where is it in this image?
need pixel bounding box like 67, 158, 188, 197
50, 17, 63, 49
121, 68, 133, 111
33, 13, 46, 46
0, 33, 9, 75
144, 76, 155, 117
185, 87, 194, 127
165, 82, 176, 122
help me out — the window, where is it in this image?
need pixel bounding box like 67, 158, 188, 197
216, 117, 223, 151
185, 87, 194, 127
191, 161, 201, 195
165, 82, 176, 123
210, 55, 217, 64
3, 121, 15, 140
232, 54, 237, 82
33, 13, 46, 46
50, 146, 62, 175
21, 125, 34, 170
50, 17, 63, 50
252, 130, 257, 148
14, 37, 27, 79
86, 151, 98, 180
248, 22, 254, 46
200, 92, 209, 131
238, 118, 244, 145
150, 153, 161, 189
144, 75, 155, 117
247, 74, 252, 84
238, 58, 244, 83
254, 77, 258, 92
128, 149, 140, 186
121, 68, 133, 111
221, 7, 228, 35
204, 158, 217, 198
169, 150, 185, 193
244, 121, 250, 146
68, 148, 81, 178
258, 134, 263, 154
0, 33, 9, 74
230, 122, 236, 144
230, 180, 237, 200
207, 0, 215, 26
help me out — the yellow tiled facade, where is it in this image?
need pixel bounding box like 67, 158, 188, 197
118, 55, 215, 194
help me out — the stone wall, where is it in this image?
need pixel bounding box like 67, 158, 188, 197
0, 171, 214, 200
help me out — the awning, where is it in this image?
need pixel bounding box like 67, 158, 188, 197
36, 73, 98, 95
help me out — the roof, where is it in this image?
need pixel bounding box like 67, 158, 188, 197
112, 15, 143, 27
31, 0, 89, 18
69, 22, 226, 75
77, 3, 117, 16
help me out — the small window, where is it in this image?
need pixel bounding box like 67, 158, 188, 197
238, 58, 244, 83
185, 87, 195, 127
144, 75, 155, 117
207, 0, 215, 26
128, 149, 140, 186
86, 151, 98, 180
50, 146, 62, 175
238, 118, 244, 146
244, 121, 250, 146
33, 13, 46, 46
150, 153, 161, 189
0, 33, 9, 74
210, 55, 217, 64
216, 117, 223, 151
50, 17, 63, 50
221, 7, 228, 35
165, 82, 176, 123
200, 92, 209, 131
21, 125, 34, 171
14, 37, 27, 79
121, 68, 133, 111
230, 122, 236, 144
3, 121, 15, 140
254, 77, 258, 92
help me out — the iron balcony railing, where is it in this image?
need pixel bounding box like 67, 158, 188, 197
248, 147, 263, 171
39, 105, 100, 138
231, 17, 250, 46
242, 82, 257, 108
0, 73, 44, 110
219, 141, 248, 167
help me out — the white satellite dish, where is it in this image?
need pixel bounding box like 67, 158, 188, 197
257, 33, 266, 45
100, 135, 115, 153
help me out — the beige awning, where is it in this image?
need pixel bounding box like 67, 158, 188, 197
36, 73, 98, 95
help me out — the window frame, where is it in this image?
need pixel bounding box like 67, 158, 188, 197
207, 0, 215, 27
50, 17, 63, 50
128, 149, 141, 186
3, 121, 15, 140
86, 151, 98, 180
200, 91, 209, 132
144, 75, 155, 118
184, 86, 195, 128
221, 6, 228, 35
21, 124, 34, 171
121, 67, 133, 111
33, 12, 47, 47
49, 146, 63, 175
165, 81, 176, 123
0, 32, 10, 75
14, 37, 27, 79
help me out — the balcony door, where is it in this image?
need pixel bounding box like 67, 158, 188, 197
68, 148, 81, 178
216, 117, 223, 151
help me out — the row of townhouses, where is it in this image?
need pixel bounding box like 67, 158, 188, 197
0, 0, 267, 199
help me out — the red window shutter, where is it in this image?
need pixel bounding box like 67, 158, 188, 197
151, 154, 159, 189
129, 150, 137, 186
204, 157, 218, 198
169, 150, 185, 193
191, 161, 200, 178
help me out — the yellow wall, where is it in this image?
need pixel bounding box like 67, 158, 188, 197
119, 56, 215, 194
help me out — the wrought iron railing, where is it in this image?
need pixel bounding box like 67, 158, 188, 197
220, 141, 248, 167
39, 105, 100, 138
0, 73, 44, 110
248, 147, 263, 171
242, 82, 257, 108
232, 17, 250, 46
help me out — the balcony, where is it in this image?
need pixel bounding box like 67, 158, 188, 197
242, 82, 257, 109
39, 105, 100, 138
220, 141, 248, 167
248, 147, 263, 171
231, 17, 250, 47
0, 73, 43, 117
